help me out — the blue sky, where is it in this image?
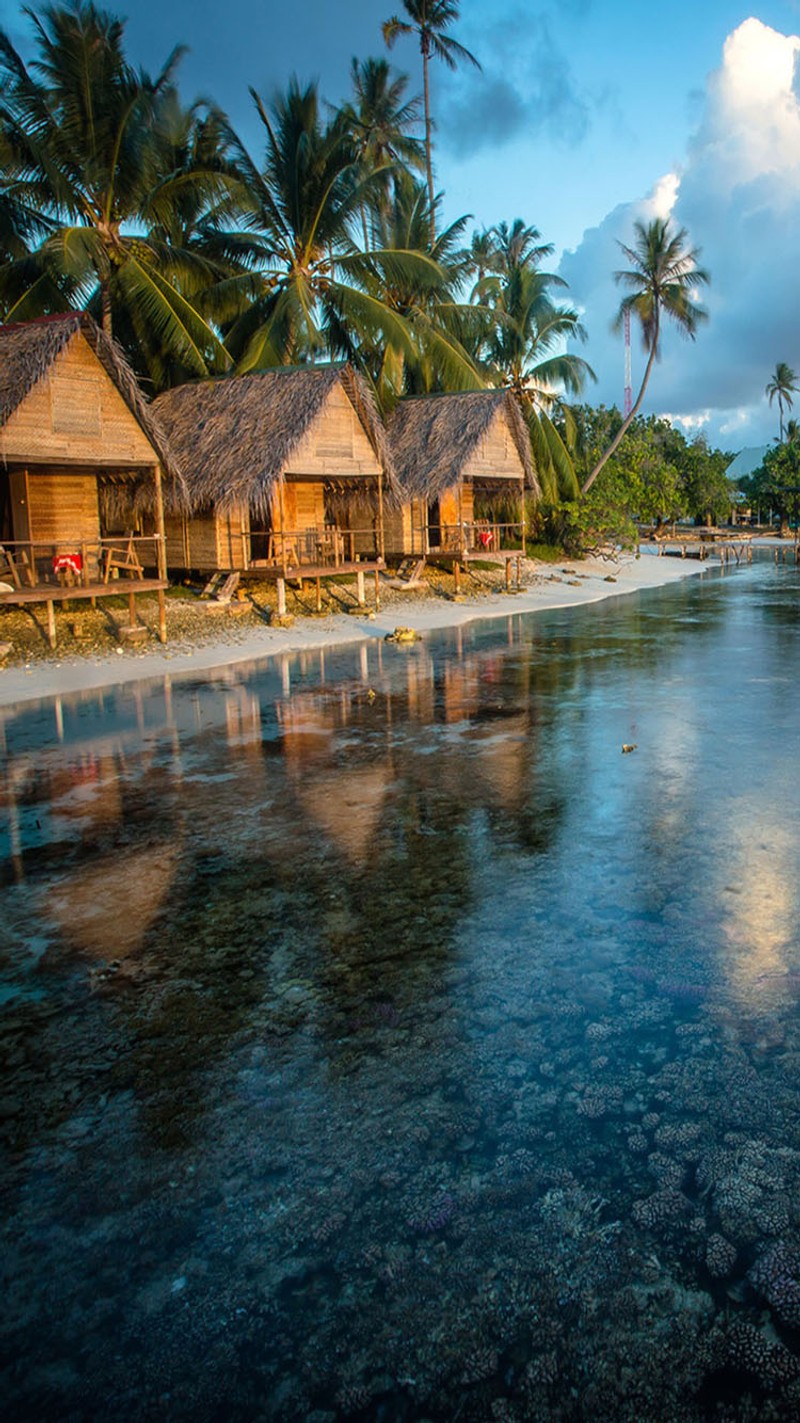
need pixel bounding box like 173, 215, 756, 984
3, 0, 800, 449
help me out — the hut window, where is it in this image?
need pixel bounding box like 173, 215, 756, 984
51, 376, 102, 438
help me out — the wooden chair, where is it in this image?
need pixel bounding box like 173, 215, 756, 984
103, 534, 143, 582
267, 533, 299, 567
0, 544, 33, 589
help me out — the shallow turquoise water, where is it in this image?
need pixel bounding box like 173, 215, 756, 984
3, 561, 800, 1420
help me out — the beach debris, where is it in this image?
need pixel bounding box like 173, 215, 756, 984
384, 626, 419, 644
622, 743, 637, 754
604, 575, 618, 582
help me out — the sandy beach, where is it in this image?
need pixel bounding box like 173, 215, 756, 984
0, 549, 710, 710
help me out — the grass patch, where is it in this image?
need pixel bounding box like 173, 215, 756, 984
527, 543, 565, 563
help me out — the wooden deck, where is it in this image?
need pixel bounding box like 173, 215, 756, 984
0, 578, 169, 647
244, 559, 384, 616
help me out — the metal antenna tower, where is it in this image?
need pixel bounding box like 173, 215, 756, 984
623, 308, 632, 417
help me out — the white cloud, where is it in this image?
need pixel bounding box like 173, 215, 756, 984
559, 17, 800, 449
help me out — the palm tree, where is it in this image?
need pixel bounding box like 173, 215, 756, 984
581, 217, 709, 495
224, 79, 441, 373
0, 1, 232, 382
489, 218, 553, 276
766, 362, 798, 443
354, 171, 484, 400
382, 0, 481, 243
340, 57, 424, 249
479, 249, 595, 499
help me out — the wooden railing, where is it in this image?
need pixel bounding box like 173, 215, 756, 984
0, 535, 164, 589
246, 525, 379, 569
420, 521, 525, 556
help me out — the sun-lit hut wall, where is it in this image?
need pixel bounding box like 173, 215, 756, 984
0, 313, 180, 574
154, 365, 396, 572
385, 390, 538, 556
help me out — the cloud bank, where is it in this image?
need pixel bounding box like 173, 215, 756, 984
560, 18, 800, 450
440, 8, 591, 156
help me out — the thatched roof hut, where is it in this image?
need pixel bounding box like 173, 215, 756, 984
0, 312, 182, 489
153, 363, 396, 518
387, 389, 539, 499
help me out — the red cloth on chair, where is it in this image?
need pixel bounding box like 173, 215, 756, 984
478, 530, 494, 549
53, 553, 82, 577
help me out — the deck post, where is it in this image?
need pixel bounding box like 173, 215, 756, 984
128, 590, 137, 629
377, 467, 385, 561
46, 599, 56, 649
157, 587, 167, 644
454, 561, 461, 595
277, 577, 287, 616
516, 554, 522, 589
505, 559, 511, 592
153, 465, 168, 581
278, 478, 288, 576
374, 567, 380, 610
356, 569, 366, 606
315, 576, 322, 613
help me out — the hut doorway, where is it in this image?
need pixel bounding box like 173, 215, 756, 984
249, 509, 273, 564
427, 498, 441, 552
0, 469, 13, 542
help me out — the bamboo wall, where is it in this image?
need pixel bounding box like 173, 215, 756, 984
0, 332, 159, 467
273, 481, 326, 537
9, 467, 101, 547
165, 507, 249, 572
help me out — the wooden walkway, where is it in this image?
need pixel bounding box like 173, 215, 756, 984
653, 539, 753, 565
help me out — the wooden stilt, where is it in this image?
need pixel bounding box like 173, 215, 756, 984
128, 590, 137, 629
374, 568, 380, 610
356, 569, 366, 606
157, 587, 167, 644
454, 561, 461, 595
277, 578, 287, 616
505, 559, 511, 592
516, 554, 522, 589
46, 599, 56, 649
315, 576, 322, 613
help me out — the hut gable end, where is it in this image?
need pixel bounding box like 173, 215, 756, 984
286, 382, 381, 477
388, 391, 538, 500
461, 406, 528, 482
0, 325, 161, 469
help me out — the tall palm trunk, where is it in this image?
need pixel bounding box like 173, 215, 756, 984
421, 33, 435, 244
581, 311, 660, 495
100, 274, 113, 337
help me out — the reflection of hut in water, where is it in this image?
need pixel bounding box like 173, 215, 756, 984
153, 364, 396, 580
0, 313, 179, 592
385, 390, 539, 559
274, 692, 389, 862
45, 841, 182, 959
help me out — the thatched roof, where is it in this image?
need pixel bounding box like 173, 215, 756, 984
0, 312, 183, 488
153, 363, 396, 517
387, 390, 539, 499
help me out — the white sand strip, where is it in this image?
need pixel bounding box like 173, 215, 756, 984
0, 551, 709, 709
